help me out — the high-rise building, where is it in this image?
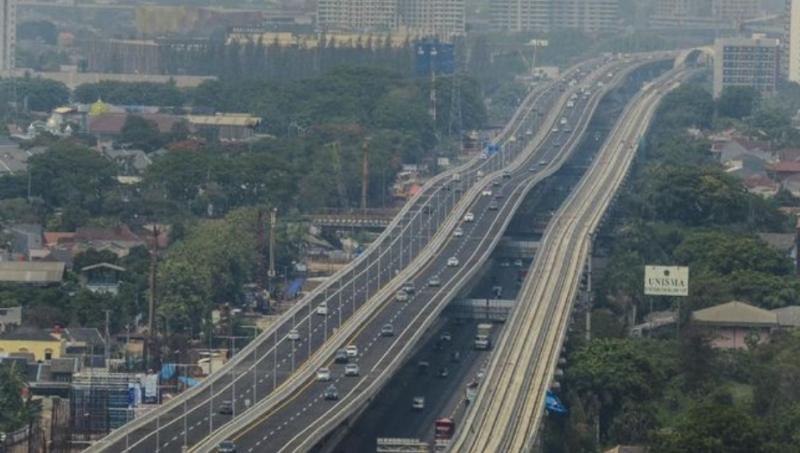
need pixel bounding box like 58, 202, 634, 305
651, 0, 760, 30
713, 35, 780, 97
489, 0, 619, 33
0, 0, 15, 75
317, 0, 399, 32
317, 0, 465, 37
787, 0, 800, 82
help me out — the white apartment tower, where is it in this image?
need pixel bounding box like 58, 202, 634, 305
0, 0, 15, 75
318, 0, 465, 37
787, 0, 800, 82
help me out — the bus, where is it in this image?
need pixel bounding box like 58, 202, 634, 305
434, 418, 456, 440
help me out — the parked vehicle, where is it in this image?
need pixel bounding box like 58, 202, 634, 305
474, 323, 492, 350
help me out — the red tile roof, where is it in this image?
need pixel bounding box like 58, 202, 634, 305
769, 161, 800, 173
744, 174, 779, 189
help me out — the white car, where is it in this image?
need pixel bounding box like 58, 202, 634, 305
513, 259, 524, 267
288, 329, 300, 341
346, 345, 359, 358
316, 367, 331, 382
396, 290, 409, 302
482, 189, 492, 197
454, 228, 464, 237
464, 212, 475, 222
447, 257, 460, 267
477, 170, 484, 179
316, 302, 328, 316
551, 127, 559, 133
412, 396, 425, 411
345, 364, 360, 377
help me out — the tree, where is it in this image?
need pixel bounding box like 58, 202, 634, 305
121, 115, 165, 152
26, 141, 117, 212
717, 86, 759, 120
0, 362, 39, 433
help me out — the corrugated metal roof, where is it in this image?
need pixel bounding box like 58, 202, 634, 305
187, 115, 260, 127
692, 301, 778, 327
0, 261, 65, 284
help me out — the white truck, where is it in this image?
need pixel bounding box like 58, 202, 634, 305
465, 381, 479, 405
474, 323, 492, 350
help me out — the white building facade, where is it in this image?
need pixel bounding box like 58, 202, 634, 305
0, 0, 15, 75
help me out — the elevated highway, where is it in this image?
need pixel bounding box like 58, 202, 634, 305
87, 55, 604, 453
449, 65, 697, 453
189, 55, 676, 453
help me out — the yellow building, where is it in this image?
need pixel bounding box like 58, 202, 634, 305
0, 327, 66, 361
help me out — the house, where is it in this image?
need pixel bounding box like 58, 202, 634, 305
772, 306, 800, 328
79, 263, 125, 294
725, 154, 768, 178
743, 174, 780, 198
0, 261, 65, 286
101, 147, 153, 175
7, 224, 48, 260
711, 136, 773, 165
186, 114, 261, 141
72, 224, 146, 258
783, 174, 800, 198
0, 327, 66, 361
767, 161, 800, 182
0, 306, 22, 332
692, 301, 778, 349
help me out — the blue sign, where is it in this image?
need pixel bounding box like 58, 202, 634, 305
487, 143, 500, 154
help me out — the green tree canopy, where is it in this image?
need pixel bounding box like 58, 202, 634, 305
716, 86, 759, 120
121, 115, 165, 152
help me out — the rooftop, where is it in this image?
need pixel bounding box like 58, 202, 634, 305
692, 301, 778, 327
773, 306, 800, 327
186, 114, 260, 127
0, 261, 65, 284
0, 326, 59, 342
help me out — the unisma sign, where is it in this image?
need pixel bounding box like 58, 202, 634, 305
644, 266, 689, 297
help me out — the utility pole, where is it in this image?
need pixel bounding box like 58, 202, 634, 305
104, 310, 111, 367
361, 138, 370, 214
147, 225, 160, 365
256, 209, 266, 293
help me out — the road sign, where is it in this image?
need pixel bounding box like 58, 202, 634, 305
644, 266, 689, 296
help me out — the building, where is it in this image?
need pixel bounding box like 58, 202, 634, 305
788, 0, 800, 82
317, 0, 399, 31
317, 0, 465, 37
490, 0, 618, 33
79, 263, 125, 295
187, 114, 261, 141
691, 301, 778, 349
0, 306, 21, 332
0, 261, 65, 286
0, 327, 66, 361
772, 306, 800, 328
88, 112, 179, 141
713, 35, 780, 98
652, 0, 760, 31
0, 0, 15, 75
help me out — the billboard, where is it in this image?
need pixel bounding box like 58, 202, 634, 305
414, 40, 455, 77
644, 266, 689, 297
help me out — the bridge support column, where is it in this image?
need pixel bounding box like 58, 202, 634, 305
585, 233, 595, 341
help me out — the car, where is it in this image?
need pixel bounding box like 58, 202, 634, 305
316, 302, 328, 316
428, 275, 441, 287
345, 363, 360, 377
396, 290, 409, 302
464, 212, 475, 222
417, 360, 430, 374
500, 260, 511, 268
553, 142, 560, 147
525, 129, 533, 136
451, 351, 461, 363
412, 396, 426, 411
324, 385, 339, 400
560, 118, 567, 125
539, 159, 548, 166
513, 259, 524, 267
529, 166, 537, 172
218, 400, 233, 415
288, 329, 300, 341
447, 257, 460, 267
477, 368, 486, 381
503, 170, 512, 178
551, 127, 559, 133
316, 367, 332, 382
453, 227, 464, 237
346, 345, 359, 358
477, 170, 484, 179
494, 191, 504, 199
335, 349, 349, 363
218, 440, 237, 453
488, 201, 499, 211
381, 324, 395, 337
438, 367, 450, 378
492, 179, 501, 187
563, 126, 572, 132
567, 101, 575, 108
402, 281, 416, 294
440, 331, 452, 342
482, 189, 492, 197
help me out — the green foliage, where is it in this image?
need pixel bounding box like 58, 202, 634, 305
655, 85, 714, 130
674, 231, 793, 276
3, 76, 70, 112
121, 115, 165, 152
74, 81, 185, 107
0, 363, 38, 432
26, 141, 117, 213
716, 86, 760, 120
